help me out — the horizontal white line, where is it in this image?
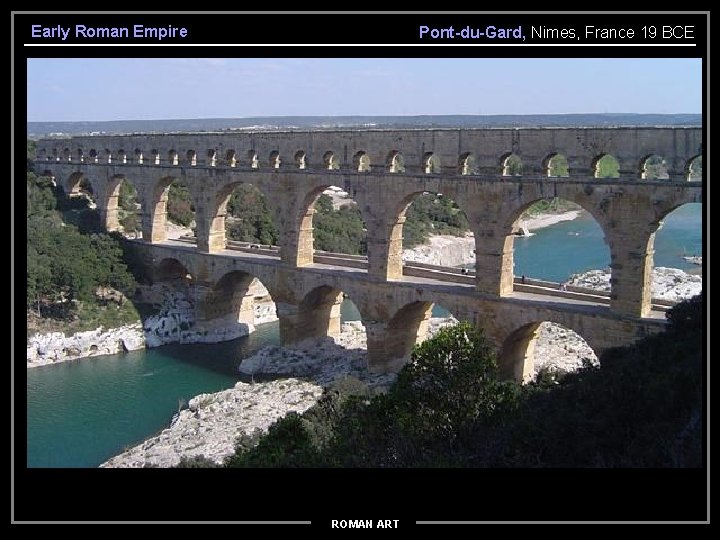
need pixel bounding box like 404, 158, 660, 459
24, 42, 697, 47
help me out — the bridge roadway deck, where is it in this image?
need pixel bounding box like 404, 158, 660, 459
153, 238, 667, 321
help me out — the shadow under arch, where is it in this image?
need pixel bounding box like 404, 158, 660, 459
199, 270, 277, 328
294, 285, 350, 342
498, 320, 598, 383
383, 300, 461, 365
154, 257, 193, 283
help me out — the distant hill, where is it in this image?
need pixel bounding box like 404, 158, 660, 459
27, 114, 702, 138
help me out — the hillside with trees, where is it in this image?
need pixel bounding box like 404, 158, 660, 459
26, 170, 140, 335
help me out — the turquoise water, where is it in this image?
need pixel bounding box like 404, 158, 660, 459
25, 203, 702, 468
514, 203, 702, 282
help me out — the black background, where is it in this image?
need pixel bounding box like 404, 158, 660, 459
13, 11, 708, 526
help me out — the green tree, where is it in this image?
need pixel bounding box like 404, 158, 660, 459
596, 155, 620, 178
167, 182, 195, 227
226, 184, 279, 245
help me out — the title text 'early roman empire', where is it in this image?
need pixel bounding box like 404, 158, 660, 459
30, 25, 188, 41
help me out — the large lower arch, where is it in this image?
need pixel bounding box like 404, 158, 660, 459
498, 321, 598, 383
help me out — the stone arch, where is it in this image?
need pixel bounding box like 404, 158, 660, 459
117, 149, 127, 164
269, 150, 281, 169
38, 148, 47, 161
225, 149, 236, 167
644, 201, 702, 302
380, 301, 461, 369
293, 182, 369, 266
104, 176, 142, 235
199, 270, 276, 328
148, 176, 196, 243
134, 148, 144, 165
323, 151, 340, 170
686, 155, 702, 182
389, 190, 472, 276
66, 172, 88, 195
353, 151, 371, 172
77, 148, 85, 163
292, 285, 348, 342
639, 154, 669, 180
543, 153, 569, 177
154, 257, 193, 283
168, 149, 179, 166
424, 152, 441, 174
62, 148, 71, 162
387, 150, 405, 173
458, 152, 478, 175
501, 153, 523, 176
89, 149, 98, 163
104, 149, 113, 164
207, 149, 217, 166
247, 150, 259, 169
207, 181, 278, 252
151, 149, 160, 165
592, 154, 620, 178
498, 321, 598, 383
385, 301, 434, 361
51, 148, 59, 161
294, 150, 307, 170
186, 149, 197, 166
499, 196, 610, 297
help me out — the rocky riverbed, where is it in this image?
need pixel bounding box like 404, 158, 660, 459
101, 317, 595, 468
567, 266, 702, 302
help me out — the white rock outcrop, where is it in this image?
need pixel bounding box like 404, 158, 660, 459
100, 378, 324, 468
567, 267, 702, 302
26, 323, 145, 368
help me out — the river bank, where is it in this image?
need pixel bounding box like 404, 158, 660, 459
26, 323, 145, 368
100, 317, 597, 468
26, 280, 278, 368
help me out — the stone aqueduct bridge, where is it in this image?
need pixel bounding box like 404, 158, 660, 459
37, 128, 702, 380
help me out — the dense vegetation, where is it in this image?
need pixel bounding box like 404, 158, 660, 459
26, 171, 140, 333
218, 295, 702, 468
226, 184, 279, 245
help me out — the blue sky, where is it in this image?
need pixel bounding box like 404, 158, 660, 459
27, 58, 702, 121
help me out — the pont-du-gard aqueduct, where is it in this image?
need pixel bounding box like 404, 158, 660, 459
36, 126, 702, 381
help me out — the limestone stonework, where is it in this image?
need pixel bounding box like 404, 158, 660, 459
37, 128, 703, 380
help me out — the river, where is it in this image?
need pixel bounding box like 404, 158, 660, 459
25, 203, 702, 468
